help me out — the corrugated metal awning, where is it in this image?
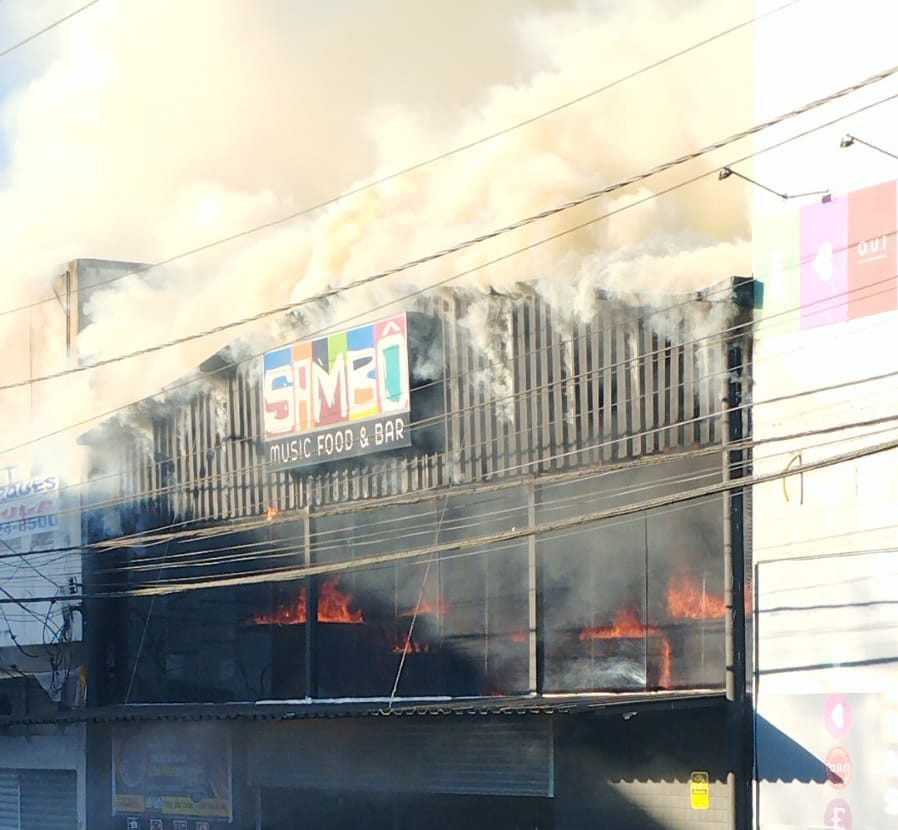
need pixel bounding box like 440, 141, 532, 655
0, 690, 725, 726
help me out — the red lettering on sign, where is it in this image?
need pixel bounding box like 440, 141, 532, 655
825, 747, 852, 789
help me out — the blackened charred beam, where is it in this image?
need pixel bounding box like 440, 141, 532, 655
528, 482, 541, 695
724, 320, 751, 830
304, 517, 318, 699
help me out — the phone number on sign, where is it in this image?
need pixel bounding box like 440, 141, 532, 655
0, 514, 58, 535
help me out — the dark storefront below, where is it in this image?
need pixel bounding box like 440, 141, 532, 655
87, 699, 731, 830
90, 456, 728, 708
260, 791, 554, 830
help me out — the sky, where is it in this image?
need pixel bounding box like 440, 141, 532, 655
0, 0, 762, 475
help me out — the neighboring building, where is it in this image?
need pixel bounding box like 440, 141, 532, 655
751, 4, 898, 828
0, 258, 129, 830
0, 259, 148, 830
0, 469, 84, 830
61, 279, 752, 829
753, 178, 898, 827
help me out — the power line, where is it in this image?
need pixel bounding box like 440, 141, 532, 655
0, 0, 800, 320
0, 404, 824, 566
0, 99, 888, 552
102, 459, 734, 574
9, 412, 898, 598
15, 418, 893, 601
20, 286, 896, 554
0, 0, 102, 60
29, 338, 894, 592
16, 177, 836, 514
30, 397, 898, 586
389, 490, 451, 705
123, 435, 898, 597
4, 60, 897, 396
37, 274, 898, 531
27, 237, 898, 519
5, 271, 745, 508
62, 368, 898, 584
1, 283, 891, 570
94, 411, 898, 581
1, 5, 894, 639
0, 430, 887, 604
0, 534, 61, 589
4, 85, 896, 462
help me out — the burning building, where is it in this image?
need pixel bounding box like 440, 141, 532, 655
68, 277, 751, 829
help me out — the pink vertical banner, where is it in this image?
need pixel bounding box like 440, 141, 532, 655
800, 196, 848, 330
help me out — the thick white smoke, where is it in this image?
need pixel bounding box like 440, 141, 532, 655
0, 0, 753, 473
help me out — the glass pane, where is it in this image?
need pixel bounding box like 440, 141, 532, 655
123, 523, 301, 703
647, 494, 725, 689
305, 487, 529, 699
540, 516, 648, 692
433, 489, 529, 697
539, 455, 724, 692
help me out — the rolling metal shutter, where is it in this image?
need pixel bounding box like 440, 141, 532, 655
0, 772, 18, 830
19, 770, 77, 830
249, 717, 553, 797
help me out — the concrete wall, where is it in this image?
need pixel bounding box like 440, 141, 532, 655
553, 704, 730, 830
753, 3, 898, 827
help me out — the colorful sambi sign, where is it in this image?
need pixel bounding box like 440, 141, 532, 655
262, 313, 411, 469
112, 723, 232, 821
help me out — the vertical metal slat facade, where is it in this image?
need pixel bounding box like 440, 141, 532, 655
99, 289, 737, 526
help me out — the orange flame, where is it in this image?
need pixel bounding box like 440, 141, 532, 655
254, 589, 307, 625
659, 639, 672, 689
318, 577, 364, 623
398, 598, 452, 618
266, 505, 279, 521
252, 577, 364, 625
393, 633, 431, 655
579, 607, 651, 640
579, 607, 672, 689
667, 574, 726, 620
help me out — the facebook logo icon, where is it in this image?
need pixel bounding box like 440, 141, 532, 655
824, 798, 852, 830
